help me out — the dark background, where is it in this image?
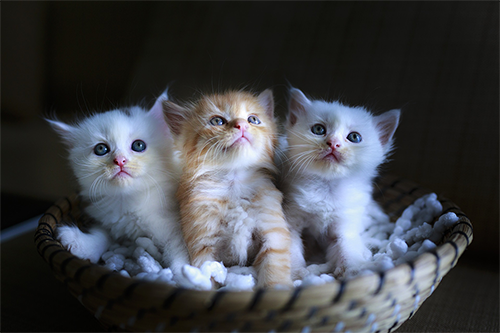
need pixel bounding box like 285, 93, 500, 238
1, 1, 498, 331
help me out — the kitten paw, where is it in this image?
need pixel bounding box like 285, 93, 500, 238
292, 267, 310, 280
333, 257, 367, 279
333, 265, 347, 279
256, 273, 293, 289
57, 225, 109, 263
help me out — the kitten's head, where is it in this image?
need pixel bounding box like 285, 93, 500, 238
163, 89, 277, 171
47, 91, 174, 200
285, 88, 400, 179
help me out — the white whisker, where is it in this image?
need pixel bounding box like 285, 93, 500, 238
88, 174, 107, 206
145, 174, 167, 210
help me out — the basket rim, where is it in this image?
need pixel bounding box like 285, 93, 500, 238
34, 175, 473, 332
34, 174, 473, 298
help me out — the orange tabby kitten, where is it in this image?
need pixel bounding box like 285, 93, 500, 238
163, 89, 292, 288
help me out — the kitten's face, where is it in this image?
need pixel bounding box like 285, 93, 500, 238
49, 105, 172, 199
165, 90, 277, 170
286, 88, 400, 179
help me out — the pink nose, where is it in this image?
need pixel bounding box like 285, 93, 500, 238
327, 139, 341, 149
114, 156, 127, 167
234, 119, 249, 131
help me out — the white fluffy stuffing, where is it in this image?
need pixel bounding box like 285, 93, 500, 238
97, 193, 457, 290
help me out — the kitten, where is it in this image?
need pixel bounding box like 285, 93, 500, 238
162, 89, 293, 288
280, 87, 400, 279
47, 91, 189, 275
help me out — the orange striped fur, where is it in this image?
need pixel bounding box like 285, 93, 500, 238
163, 90, 292, 288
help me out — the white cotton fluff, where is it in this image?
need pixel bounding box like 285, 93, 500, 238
418, 239, 437, 254
135, 237, 162, 262
200, 261, 227, 284
227, 265, 258, 279
430, 212, 459, 243
222, 272, 255, 291
387, 238, 408, 259
182, 265, 212, 290
103, 253, 125, 271
306, 263, 331, 276
95, 192, 457, 290
124, 259, 142, 276
134, 247, 162, 274
119, 270, 131, 278
372, 254, 395, 272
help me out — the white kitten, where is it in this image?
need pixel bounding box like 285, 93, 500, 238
47, 91, 189, 275
280, 87, 400, 279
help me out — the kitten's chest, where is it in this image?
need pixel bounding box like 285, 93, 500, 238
200, 174, 264, 265
289, 177, 373, 228
292, 180, 342, 212
196, 171, 263, 234
85, 194, 162, 240
291, 178, 370, 215
86, 203, 144, 239
220, 197, 256, 236
218, 178, 260, 229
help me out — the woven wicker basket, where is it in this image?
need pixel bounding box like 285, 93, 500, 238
35, 174, 473, 332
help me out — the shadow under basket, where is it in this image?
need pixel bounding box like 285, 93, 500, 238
34, 174, 473, 332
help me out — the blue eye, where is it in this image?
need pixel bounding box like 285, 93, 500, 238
131, 140, 146, 152
311, 124, 326, 136
94, 143, 109, 156
347, 132, 362, 143
248, 115, 261, 125
209, 116, 227, 126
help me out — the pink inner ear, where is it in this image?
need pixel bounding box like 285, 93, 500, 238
47, 119, 76, 148
155, 113, 173, 138
257, 89, 274, 118
376, 111, 400, 146
162, 100, 187, 136
378, 123, 394, 146
149, 95, 172, 137
288, 98, 306, 126
288, 89, 309, 126
288, 112, 298, 127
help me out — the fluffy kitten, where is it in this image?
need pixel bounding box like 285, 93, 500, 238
47, 91, 189, 275
163, 89, 293, 288
280, 87, 400, 279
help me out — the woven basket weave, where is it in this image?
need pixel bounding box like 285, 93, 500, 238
35, 174, 473, 332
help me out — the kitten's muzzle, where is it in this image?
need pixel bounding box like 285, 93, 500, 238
326, 138, 342, 149
321, 148, 342, 163
233, 118, 249, 131
112, 156, 132, 179
229, 119, 253, 147
114, 156, 127, 167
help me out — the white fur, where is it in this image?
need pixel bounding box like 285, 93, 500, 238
47, 91, 189, 274
280, 88, 400, 278
57, 225, 110, 263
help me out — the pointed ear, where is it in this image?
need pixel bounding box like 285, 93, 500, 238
45, 118, 77, 147
288, 87, 311, 126
257, 89, 274, 118
149, 87, 169, 119
162, 99, 188, 136
374, 109, 400, 147
148, 88, 172, 136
